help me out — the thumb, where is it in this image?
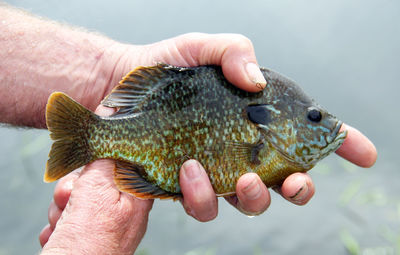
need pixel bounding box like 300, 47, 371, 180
150, 33, 267, 92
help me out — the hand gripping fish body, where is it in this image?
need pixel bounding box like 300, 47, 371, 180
44, 64, 347, 199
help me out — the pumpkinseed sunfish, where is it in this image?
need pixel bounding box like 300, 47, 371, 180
44, 64, 347, 199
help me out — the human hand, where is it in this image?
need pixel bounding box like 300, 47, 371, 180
39, 124, 376, 253
177, 123, 376, 220
40, 35, 271, 253
39, 33, 295, 253
40, 33, 377, 254
40, 105, 153, 254
92, 33, 376, 220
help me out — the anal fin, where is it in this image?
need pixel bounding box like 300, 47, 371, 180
114, 160, 181, 200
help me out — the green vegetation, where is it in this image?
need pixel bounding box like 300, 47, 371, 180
183, 247, 217, 255
340, 229, 360, 255
336, 159, 400, 255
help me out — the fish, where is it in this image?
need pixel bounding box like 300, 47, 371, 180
44, 64, 347, 199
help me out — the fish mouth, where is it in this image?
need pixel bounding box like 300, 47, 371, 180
295, 120, 347, 168
328, 120, 348, 151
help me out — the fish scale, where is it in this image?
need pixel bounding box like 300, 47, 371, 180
44, 64, 347, 199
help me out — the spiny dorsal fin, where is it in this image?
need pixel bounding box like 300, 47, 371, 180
101, 63, 193, 116
113, 160, 181, 200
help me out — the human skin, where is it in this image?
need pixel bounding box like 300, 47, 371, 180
0, 5, 376, 255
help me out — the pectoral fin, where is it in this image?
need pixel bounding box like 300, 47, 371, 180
206, 140, 265, 166
224, 141, 264, 165
113, 160, 181, 200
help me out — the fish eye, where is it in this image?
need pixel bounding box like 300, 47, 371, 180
307, 108, 322, 122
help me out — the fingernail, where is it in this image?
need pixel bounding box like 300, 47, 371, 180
289, 182, 309, 202
245, 62, 267, 89
242, 178, 262, 200
182, 160, 202, 181
182, 201, 198, 219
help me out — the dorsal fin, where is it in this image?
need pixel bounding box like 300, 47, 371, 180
101, 63, 192, 116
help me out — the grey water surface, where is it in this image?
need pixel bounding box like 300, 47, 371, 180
1, 0, 399, 254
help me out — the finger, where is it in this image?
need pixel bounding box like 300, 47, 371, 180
276, 173, 315, 206
39, 224, 53, 247
53, 172, 78, 210
48, 200, 63, 230
95, 104, 116, 117
152, 33, 267, 92
335, 123, 377, 167
226, 173, 270, 216
179, 159, 218, 222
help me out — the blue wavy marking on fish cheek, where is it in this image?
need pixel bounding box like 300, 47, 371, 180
326, 134, 334, 144
319, 134, 327, 147
300, 134, 327, 148
306, 124, 330, 134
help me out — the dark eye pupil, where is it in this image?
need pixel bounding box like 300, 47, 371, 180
307, 109, 322, 122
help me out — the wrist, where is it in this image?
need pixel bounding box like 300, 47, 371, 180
0, 5, 142, 128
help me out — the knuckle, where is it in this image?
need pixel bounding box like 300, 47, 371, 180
226, 33, 254, 50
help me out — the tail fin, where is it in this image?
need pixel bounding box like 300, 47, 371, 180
44, 92, 98, 182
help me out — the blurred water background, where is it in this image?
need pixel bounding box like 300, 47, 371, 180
1, 0, 399, 254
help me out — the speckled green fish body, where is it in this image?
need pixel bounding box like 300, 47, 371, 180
44, 64, 347, 199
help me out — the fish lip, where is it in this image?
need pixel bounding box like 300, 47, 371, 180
332, 120, 342, 138
299, 120, 347, 168
330, 120, 347, 148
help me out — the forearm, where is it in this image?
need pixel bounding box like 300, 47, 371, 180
0, 5, 129, 128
